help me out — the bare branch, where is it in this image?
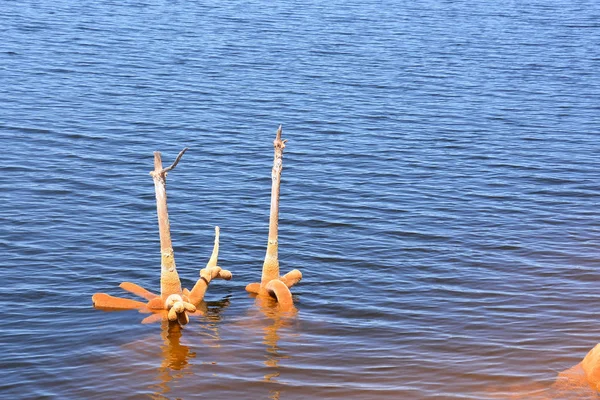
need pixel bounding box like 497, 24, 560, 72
163, 147, 189, 173
273, 125, 286, 149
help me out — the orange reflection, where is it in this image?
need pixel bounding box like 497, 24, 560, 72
150, 321, 194, 398
547, 362, 598, 399
149, 297, 230, 398
250, 295, 298, 400
483, 363, 598, 399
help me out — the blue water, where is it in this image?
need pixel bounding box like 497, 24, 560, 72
1, 0, 600, 398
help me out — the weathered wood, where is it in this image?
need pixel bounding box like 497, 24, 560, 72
246, 126, 302, 308
119, 282, 158, 301
149, 148, 188, 299
188, 226, 232, 305
93, 147, 231, 326
261, 126, 286, 284
92, 293, 147, 310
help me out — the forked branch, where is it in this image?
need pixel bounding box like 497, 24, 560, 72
162, 147, 188, 174
93, 148, 232, 326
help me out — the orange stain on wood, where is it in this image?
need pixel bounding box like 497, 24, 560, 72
246, 126, 302, 309
92, 149, 232, 326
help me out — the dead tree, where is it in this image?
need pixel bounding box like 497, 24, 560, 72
92, 148, 232, 325
245, 126, 302, 309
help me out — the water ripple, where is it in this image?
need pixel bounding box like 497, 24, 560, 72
2, 0, 600, 399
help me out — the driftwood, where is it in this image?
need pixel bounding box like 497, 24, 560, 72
92, 149, 231, 325
245, 126, 302, 309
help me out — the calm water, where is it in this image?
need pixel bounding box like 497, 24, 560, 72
1, 0, 600, 398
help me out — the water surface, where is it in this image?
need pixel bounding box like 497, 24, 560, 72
1, 0, 600, 398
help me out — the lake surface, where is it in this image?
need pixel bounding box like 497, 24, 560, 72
1, 0, 600, 398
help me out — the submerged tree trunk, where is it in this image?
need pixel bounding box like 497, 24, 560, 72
93, 147, 231, 325
150, 149, 188, 300
246, 126, 302, 307
261, 126, 286, 285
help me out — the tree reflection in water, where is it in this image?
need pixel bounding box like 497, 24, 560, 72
149, 297, 230, 399
483, 362, 598, 399
252, 295, 299, 400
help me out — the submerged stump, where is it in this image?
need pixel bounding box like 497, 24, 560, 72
92, 148, 232, 326
245, 126, 302, 309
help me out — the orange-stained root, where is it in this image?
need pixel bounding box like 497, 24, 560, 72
119, 282, 159, 301
265, 279, 294, 310
92, 293, 147, 310
187, 227, 232, 305
245, 282, 261, 294
581, 343, 600, 389
245, 126, 302, 307
92, 149, 232, 326
280, 269, 302, 288
546, 343, 600, 398
147, 297, 166, 310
